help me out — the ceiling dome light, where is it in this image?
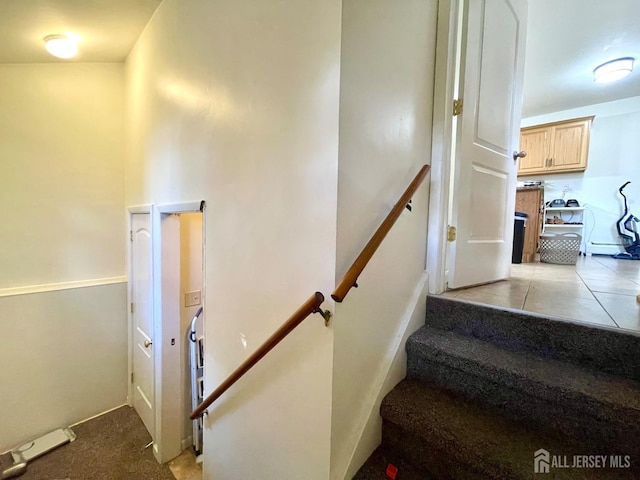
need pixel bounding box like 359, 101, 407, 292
44, 34, 78, 59
593, 57, 634, 83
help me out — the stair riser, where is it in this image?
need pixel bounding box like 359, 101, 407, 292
406, 355, 640, 457
426, 296, 640, 381
406, 339, 640, 433
352, 447, 426, 480
382, 418, 640, 479
382, 421, 489, 480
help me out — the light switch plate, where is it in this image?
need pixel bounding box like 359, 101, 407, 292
185, 290, 201, 307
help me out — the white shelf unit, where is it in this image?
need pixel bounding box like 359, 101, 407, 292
542, 205, 586, 253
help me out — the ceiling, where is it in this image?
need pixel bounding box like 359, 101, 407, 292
0, 0, 637, 116
0, 0, 162, 63
523, 0, 640, 117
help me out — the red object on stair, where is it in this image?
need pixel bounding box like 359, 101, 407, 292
386, 463, 398, 479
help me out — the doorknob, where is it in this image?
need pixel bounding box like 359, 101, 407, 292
513, 151, 527, 161
144, 340, 153, 348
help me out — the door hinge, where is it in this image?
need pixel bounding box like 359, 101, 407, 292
129, 230, 133, 241
131, 372, 134, 383
130, 302, 134, 314
447, 225, 457, 242
453, 98, 463, 116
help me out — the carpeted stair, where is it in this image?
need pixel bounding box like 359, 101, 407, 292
354, 295, 640, 479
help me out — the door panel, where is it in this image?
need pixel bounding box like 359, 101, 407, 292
131, 213, 154, 437
448, 0, 527, 289
475, 0, 518, 153
469, 164, 508, 241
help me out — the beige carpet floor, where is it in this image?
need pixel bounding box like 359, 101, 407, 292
0, 406, 176, 480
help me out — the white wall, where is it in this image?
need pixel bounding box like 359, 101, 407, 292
125, 0, 341, 478
0, 63, 127, 451
0, 285, 127, 452
521, 96, 640, 253
331, 1, 437, 478
0, 64, 126, 287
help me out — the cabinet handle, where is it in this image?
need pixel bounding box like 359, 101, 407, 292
545, 158, 550, 167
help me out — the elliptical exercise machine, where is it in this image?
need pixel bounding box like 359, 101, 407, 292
613, 181, 640, 260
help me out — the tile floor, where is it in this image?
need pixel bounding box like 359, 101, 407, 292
169, 449, 202, 480
443, 255, 640, 332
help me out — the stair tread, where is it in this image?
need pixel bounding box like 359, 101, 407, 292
408, 325, 640, 417
381, 379, 636, 479
425, 295, 640, 381
352, 446, 430, 480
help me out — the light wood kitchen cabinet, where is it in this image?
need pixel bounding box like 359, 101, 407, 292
518, 127, 548, 174
515, 188, 543, 263
518, 116, 594, 176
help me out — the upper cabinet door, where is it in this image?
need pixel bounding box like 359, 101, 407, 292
518, 116, 594, 176
519, 127, 548, 174
549, 118, 592, 172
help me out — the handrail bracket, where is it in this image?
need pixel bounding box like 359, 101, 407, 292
313, 306, 332, 327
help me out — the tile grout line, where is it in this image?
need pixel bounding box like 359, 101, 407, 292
519, 263, 536, 310
576, 269, 620, 328
590, 255, 640, 288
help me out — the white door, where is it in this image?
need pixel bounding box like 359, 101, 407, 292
447, 0, 528, 288
131, 213, 155, 436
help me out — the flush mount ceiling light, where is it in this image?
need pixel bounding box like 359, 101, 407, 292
593, 57, 634, 83
44, 34, 78, 59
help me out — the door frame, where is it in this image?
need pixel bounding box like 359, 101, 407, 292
153, 201, 205, 464
128, 201, 205, 464
427, 0, 461, 294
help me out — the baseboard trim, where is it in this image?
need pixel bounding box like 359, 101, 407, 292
588, 243, 623, 256
0, 276, 127, 298
70, 403, 129, 428
181, 436, 193, 451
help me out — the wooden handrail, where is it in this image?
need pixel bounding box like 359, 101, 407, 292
331, 164, 430, 303
190, 291, 325, 419
190, 165, 429, 417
